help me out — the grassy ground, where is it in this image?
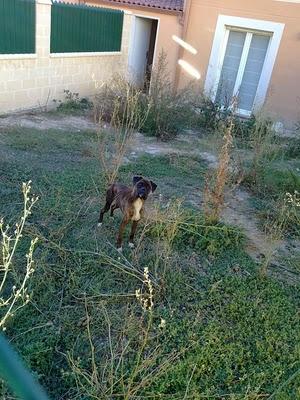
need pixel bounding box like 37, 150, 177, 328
0, 124, 300, 399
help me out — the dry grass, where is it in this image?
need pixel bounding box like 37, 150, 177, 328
203, 114, 235, 223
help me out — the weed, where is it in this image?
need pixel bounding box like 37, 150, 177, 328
195, 96, 273, 146
53, 89, 93, 113
195, 95, 223, 132
269, 189, 300, 236
204, 112, 235, 223
139, 51, 198, 140
0, 182, 38, 331
284, 137, 300, 159
247, 114, 279, 184
94, 52, 199, 141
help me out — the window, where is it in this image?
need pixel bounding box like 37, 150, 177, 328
204, 16, 285, 116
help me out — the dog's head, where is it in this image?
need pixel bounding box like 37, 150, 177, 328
133, 176, 157, 200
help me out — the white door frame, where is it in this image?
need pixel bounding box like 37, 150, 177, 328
204, 15, 285, 115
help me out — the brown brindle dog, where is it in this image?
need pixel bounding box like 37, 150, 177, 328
98, 176, 157, 251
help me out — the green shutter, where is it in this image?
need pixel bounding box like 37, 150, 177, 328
50, 1, 124, 53
0, 0, 35, 55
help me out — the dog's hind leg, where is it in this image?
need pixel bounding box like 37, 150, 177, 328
129, 221, 138, 248
110, 204, 118, 218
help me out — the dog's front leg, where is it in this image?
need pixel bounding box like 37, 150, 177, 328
129, 221, 138, 248
117, 218, 128, 252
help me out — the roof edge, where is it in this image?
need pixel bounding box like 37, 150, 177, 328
90, 0, 183, 14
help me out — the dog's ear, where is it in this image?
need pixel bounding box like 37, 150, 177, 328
150, 180, 157, 193
133, 176, 143, 185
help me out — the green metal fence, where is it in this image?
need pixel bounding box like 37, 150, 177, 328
0, 0, 35, 55
0, 334, 50, 400
50, 1, 124, 53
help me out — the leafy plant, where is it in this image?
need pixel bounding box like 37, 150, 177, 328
94, 52, 199, 141
195, 95, 223, 132
284, 137, 300, 159
53, 89, 93, 113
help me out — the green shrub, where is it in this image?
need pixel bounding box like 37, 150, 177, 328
194, 95, 223, 131
194, 97, 272, 142
53, 89, 93, 113
139, 52, 197, 140
244, 166, 300, 198
284, 137, 300, 159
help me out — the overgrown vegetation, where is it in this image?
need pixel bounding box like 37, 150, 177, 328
239, 119, 300, 238
0, 122, 299, 399
138, 52, 197, 139
194, 94, 300, 238
53, 89, 93, 113
94, 52, 199, 140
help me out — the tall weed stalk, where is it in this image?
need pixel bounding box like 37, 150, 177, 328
0, 181, 38, 330
204, 114, 234, 223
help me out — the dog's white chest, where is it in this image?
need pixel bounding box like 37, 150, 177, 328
132, 198, 143, 221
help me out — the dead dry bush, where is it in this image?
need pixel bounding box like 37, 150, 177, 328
203, 104, 245, 224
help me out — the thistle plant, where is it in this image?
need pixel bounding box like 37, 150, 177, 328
0, 181, 38, 330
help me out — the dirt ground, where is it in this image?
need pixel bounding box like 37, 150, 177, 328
0, 111, 298, 274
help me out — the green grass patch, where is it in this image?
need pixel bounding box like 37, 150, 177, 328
0, 125, 299, 399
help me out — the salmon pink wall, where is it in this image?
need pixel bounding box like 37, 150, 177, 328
179, 0, 300, 127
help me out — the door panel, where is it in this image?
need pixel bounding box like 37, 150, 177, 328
216, 30, 246, 107
238, 34, 270, 111
128, 17, 152, 87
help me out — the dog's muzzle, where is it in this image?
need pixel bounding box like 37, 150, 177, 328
138, 190, 147, 200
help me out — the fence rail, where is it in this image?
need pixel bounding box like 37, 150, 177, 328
0, 0, 36, 55
50, 1, 124, 54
